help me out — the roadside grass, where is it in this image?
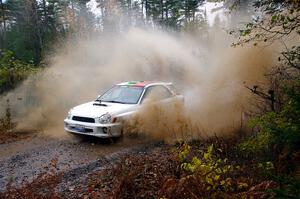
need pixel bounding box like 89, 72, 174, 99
63, 137, 282, 199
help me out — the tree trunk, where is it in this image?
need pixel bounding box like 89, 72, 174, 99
141, 0, 144, 22
160, 0, 163, 21
185, 0, 189, 24
0, 0, 6, 48
42, 0, 48, 31
165, 1, 168, 21
145, 0, 149, 23
70, 0, 76, 34
29, 0, 42, 65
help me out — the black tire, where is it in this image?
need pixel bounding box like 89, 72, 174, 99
112, 129, 124, 142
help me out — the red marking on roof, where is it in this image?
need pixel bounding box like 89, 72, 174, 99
134, 81, 155, 87
118, 81, 156, 87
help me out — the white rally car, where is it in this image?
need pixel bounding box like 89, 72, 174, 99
64, 81, 183, 138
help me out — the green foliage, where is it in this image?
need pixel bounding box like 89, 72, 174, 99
240, 80, 300, 157
0, 0, 210, 65
177, 142, 190, 162
257, 161, 275, 171
269, 175, 300, 199
1, 0, 97, 65
177, 144, 249, 194
231, 0, 300, 182
281, 46, 300, 71
233, 0, 300, 46
0, 50, 38, 93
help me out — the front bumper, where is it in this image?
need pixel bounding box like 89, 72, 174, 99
64, 119, 122, 138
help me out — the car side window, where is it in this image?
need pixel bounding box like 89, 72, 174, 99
142, 86, 173, 102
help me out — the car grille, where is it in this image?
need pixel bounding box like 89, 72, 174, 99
72, 116, 95, 123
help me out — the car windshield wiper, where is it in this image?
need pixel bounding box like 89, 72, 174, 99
102, 100, 126, 104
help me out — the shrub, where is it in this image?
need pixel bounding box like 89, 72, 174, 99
0, 99, 15, 132
0, 50, 38, 94
160, 143, 262, 198
240, 80, 300, 160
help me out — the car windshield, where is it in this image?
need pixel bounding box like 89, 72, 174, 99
97, 85, 144, 104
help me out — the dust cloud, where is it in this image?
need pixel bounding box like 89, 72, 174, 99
0, 27, 276, 141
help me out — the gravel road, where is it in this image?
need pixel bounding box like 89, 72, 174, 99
0, 132, 153, 191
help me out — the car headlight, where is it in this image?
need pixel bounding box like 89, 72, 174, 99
67, 110, 72, 119
98, 113, 112, 124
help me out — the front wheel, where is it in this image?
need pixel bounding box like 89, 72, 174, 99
111, 129, 124, 143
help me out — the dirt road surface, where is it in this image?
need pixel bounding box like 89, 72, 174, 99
0, 132, 154, 191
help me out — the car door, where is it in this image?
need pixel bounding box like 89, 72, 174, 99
141, 85, 174, 105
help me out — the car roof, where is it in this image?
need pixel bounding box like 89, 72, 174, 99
117, 81, 172, 87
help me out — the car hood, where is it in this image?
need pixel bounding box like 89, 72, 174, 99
70, 101, 136, 118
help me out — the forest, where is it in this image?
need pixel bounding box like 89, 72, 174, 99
0, 0, 299, 198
